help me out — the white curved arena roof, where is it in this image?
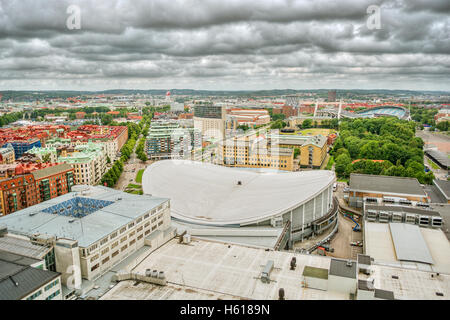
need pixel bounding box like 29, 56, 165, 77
142, 160, 335, 226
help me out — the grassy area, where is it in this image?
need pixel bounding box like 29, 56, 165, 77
337, 178, 349, 184
428, 159, 440, 170
298, 128, 336, 136
136, 169, 145, 183
325, 156, 334, 170
127, 183, 142, 189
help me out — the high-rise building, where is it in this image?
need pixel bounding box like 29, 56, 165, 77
193, 101, 226, 141
145, 121, 201, 160
328, 90, 337, 102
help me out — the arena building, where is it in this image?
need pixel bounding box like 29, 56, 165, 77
142, 160, 337, 249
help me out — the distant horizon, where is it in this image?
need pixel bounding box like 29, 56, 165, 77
1, 88, 449, 94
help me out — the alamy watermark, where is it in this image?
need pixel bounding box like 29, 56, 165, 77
66, 5, 81, 30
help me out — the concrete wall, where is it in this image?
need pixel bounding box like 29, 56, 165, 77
328, 275, 357, 295
304, 276, 328, 291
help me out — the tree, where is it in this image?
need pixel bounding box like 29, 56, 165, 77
335, 153, 352, 177
293, 148, 300, 159
42, 153, 52, 163
302, 119, 312, 129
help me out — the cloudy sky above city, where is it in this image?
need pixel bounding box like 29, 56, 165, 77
0, 0, 449, 91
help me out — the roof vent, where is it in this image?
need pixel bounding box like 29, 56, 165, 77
117, 198, 122, 201
29, 212, 37, 217
69, 219, 76, 223
9, 276, 18, 287
346, 260, 353, 267
237, 181, 242, 186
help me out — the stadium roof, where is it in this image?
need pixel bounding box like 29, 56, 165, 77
142, 160, 335, 226
349, 174, 426, 197
0, 186, 169, 248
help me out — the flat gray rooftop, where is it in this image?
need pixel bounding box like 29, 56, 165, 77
0, 186, 169, 248
0, 235, 51, 259
365, 204, 441, 216
389, 223, 434, 265
434, 179, 450, 200
349, 173, 426, 197
329, 258, 357, 279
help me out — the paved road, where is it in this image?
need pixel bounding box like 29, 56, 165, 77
115, 134, 152, 191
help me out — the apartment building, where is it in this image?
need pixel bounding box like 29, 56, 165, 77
58, 142, 107, 185
299, 135, 328, 168
67, 125, 128, 160
193, 101, 225, 141
0, 144, 15, 164
0, 163, 74, 216
145, 121, 201, 160
219, 135, 294, 171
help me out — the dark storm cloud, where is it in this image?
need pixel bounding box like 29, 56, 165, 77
0, 0, 448, 90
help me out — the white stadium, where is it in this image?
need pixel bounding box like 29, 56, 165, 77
142, 160, 338, 249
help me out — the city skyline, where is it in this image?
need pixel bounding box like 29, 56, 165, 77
0, 0, 449, 91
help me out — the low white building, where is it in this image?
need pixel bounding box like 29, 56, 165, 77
0, 185, 175, 294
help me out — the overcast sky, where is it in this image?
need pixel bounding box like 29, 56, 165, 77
0, 0, 449, 91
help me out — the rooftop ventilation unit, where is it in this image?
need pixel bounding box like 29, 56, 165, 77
346, 260, 353, 267
69, 219, 76, 223
290, 257, 297, 270
237, 181, 242, 186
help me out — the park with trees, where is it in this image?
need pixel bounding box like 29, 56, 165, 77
331, 117, 435, 184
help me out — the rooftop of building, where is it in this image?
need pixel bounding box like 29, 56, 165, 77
349, 173, 426, 197
0, 185, 169, 248
0, 250, 60, 300
434, 179, 450, 200
364, 222, 450, 274
101, 238, 450, 300
0, 234, 52, 260
142, 160, 334, 226
364, 204, 441, 216
329, 258, 357, 279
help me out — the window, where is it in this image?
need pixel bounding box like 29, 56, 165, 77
100, 238, 108, 246
128, 222, 134, 229
120, 227, 126, 234
46, 290, 60, 300
111, 250, 119, 258
121, 245, 128, 252
101, 248, 109, 255
102, 257, 110, 264
110, 232, 117, 240
27, 290, 42, 300
90, 254, 99, 263
91, 263, 99, 272
111, 241, 119, 249
120, 236, 127, 243
129, 239, 136, 246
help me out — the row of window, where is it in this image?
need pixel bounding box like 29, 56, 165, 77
89, 224, 162, 272
44, 279, 59, 291
87, 204, 167, 253
46, 290, 60, 300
